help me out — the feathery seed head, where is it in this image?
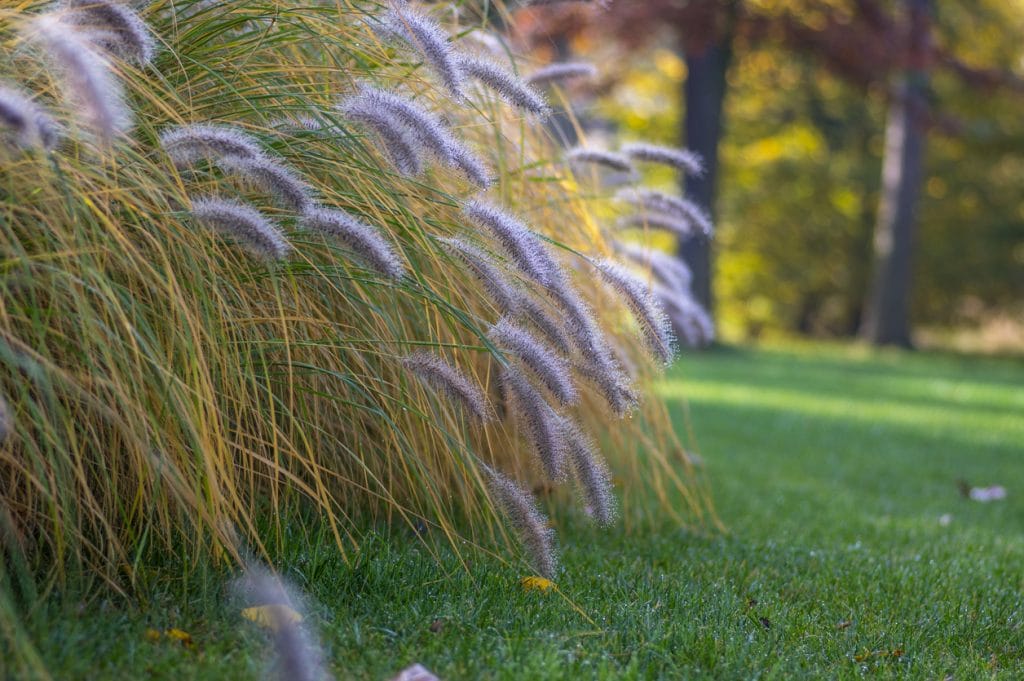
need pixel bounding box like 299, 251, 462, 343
617, 212, 701, 240
566, 146, 636, 175
575, 351, 640, 417
595, 258, 676, 365
28, 13, 131, 141
614, 241, 693, 293
499, 367, 567, 481
490, 317, 577, 406
346, 86, 492, 187
526, 61, 598, 86
189, 196, 291, 260
0, 84, 59, 150
559, 416, 616, 526
450, 144, 493, 188
621, 142, 704, 177
483, 465, 557, 579
337, 97, 423, 176
457, 55, 549, 116
402, 352, 494, 422
64, 0, 156, 65
159, 124, 265, 168
439, 238, 521, 315
516, 295, 573, 356
617, 188, 714, 236
462, 200, 554, 285
384, 3, 464, 99
655, 286, 715, 348
216, 155, 315, 213
301, 208, 406, 280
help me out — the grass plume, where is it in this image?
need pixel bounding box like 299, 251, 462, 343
526, 61, 598, 86
440, 237, 521, 315
64, 0, 156, 65
26, 12, 131, 141
462, 199, 557, 285
560, 416, 616, 526
189, 196, 292, 260
458, 55, 549, 116
566, 146, 635, 174
160, 124, 265, 168
499, 367, 567, 481
484, 466, 558, 579
0, 83, 58, 150
490, 317, 577, 406
301, 207, 406, 280
622, 142, 705, 177
403, 352, 494, 422
384, 2, 464, 99
595, 259, 676, 365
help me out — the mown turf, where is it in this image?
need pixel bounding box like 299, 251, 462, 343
8, 344, 1024, 679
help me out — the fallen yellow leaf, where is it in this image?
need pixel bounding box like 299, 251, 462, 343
520, 576, 555, 593
144, 628, 162, 642
241, 604, 303, 632
165, 628, 194, 647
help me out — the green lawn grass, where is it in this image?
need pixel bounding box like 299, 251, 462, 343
9, 344, 1024, 679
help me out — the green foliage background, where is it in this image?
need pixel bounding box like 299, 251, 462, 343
589, 0, 1024, 341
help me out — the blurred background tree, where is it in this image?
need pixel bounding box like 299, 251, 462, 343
510, 0, 1024, 350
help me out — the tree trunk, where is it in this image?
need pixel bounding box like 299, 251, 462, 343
679, 37, 732, 318
859, 0, 931, 347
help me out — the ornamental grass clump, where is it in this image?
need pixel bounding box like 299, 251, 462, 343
0, 3, 715, 667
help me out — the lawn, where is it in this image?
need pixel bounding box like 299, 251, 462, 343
10, 344, 1023, 679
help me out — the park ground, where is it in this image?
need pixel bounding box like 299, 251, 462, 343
13, 343, 1024, 679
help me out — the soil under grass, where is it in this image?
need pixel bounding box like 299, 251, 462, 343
8, 343, 1023, 679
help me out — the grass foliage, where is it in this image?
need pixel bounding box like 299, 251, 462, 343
8, 344, 1021, 679
0, 0, 713, 641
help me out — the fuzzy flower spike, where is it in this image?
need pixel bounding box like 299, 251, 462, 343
499, 367, 567, 481
483, 465, 558, 579
566, 146, 636, 175
462, 199, 558, 286
64, 0, 156, 65
337, 96, 423, 176
617, 188, 714, 237
489, 317, 578, 406
526, 61, 598, 86
560, 416, 616, 526
0, 83, 59, 150
27, 12, 131, 141
232, 564, 330, 681
384, 2, 464, 99
595, 258, 676, 365
402, 352, 494, 422
622, 142, 705, 177
190, 197, 291, 260
160, 124, 265, 168
457, 55, 549, 116
301, 208, 405, 280
341, 86, 492, 188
